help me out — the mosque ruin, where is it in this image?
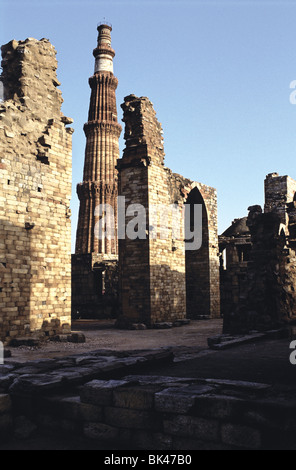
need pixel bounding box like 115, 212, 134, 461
0, 25, 296, 344
0, 38, 73, 343
72, 24, 220, 328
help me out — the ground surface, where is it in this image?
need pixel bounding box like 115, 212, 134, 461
2, 318, 296, 450
5, 319, 223, 363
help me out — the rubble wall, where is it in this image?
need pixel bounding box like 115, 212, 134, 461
0, 39, 73, 343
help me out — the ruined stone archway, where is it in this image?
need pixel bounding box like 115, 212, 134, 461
185, 186, 211, 318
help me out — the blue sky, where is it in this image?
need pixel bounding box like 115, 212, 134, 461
1, 0, 296, 252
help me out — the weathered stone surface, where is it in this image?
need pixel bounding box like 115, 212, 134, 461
222, 173, 296, 335
14, 415, 37, 439
221, 423, 262, 449
155, 385, 214, 414
113, 385, 159, 410
9, 374, 64, 395
163, 414, 219, 442
118, 95, 220, 325
0, 394, 11, 414
84, 422, 119, 441
132, 430, 173, 450
80, 379, 130, 406
45, 395, 103, 422
104, 406, 161, 431
0, 38, 72, 343
0, 413, 13, 435
192, 394, 245, 420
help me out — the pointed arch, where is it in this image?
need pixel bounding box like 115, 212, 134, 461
185, 186, 211, 318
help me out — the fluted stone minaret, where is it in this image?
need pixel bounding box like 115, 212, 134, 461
75, 24, 122, 256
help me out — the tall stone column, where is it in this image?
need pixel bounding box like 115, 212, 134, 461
72, 24, 121, 319
75, 24, 122, 256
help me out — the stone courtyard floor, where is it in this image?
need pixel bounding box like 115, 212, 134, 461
1, 318, 296, 450
4, 318, 296, 386
5, 319, 223, 363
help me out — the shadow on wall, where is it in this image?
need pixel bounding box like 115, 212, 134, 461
185, 187, 210, 319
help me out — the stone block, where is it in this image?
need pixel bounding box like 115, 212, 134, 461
80, 379, 130, 406
14, 415, 37, 439
163, 415, 219, 442
84, 422, 119, 441
0, 394, 11, 414
155, 385, 214, 414
221, 423, 262, 449
104, 406, 162, 431
192, 394, 246, 420
132, 430, 173, 450
113, 385, 158, 410
0, 413, 13, 435
44, 395, 103, 422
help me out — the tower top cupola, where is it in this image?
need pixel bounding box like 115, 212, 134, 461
93, 23, 115, 74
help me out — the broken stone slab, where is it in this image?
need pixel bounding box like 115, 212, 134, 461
74, 355, 111, 366
202, 378, 271, 393
8, 373, 64, 395
104, 406, 162, 432
207, 333, 266, 350
123, 375, 198, 386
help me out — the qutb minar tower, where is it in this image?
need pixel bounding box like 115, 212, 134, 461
72, 24, 122, 318
75, 23, 122, 255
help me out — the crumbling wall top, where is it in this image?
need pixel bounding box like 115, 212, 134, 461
120, 94, 165, 166
1, 38, 64, 122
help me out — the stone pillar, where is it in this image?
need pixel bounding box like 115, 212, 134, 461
117, 95, 187, 326
72, 25, 121, 319
75, 24, 122, 256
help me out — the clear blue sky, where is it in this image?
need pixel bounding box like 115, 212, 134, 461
1, 0, 296, 252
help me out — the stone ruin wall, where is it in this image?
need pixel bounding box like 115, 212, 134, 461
223, 172, 296, 334
117, 95, 186, 325
117, 95, 220, 326
0, 38, 73, 343
264, 173, 296, 224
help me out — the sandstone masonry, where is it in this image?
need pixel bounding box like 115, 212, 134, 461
0, 38, 73, 343
72, 24, 121, 319
222, 173, 296, 334
117, 95, 220, 326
